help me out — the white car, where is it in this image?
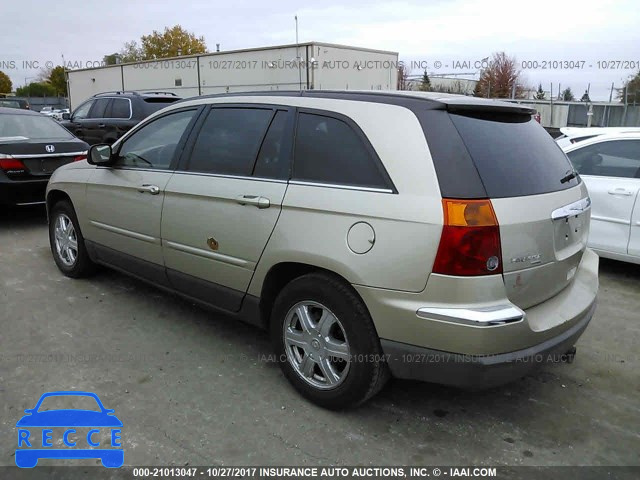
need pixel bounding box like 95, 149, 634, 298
563, 132, 640, 264
40, 106, 56, 116
556, 127, 640, 149
51, 109, 70, 121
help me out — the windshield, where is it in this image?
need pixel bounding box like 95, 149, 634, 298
0, 113, 74, 140
37, 395, 101, 412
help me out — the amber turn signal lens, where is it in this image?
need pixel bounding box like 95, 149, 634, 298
443, 199, 498, 227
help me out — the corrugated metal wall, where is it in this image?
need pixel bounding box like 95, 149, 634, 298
67, 43, 399, 110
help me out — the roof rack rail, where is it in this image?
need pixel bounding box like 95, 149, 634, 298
140, 91, 179, 96
92, 91, 141, 97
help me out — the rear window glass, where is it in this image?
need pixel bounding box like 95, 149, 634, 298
293, 113, 389, 189
0, 113, 74, 140
110, 99, 131, 118
448, 113, 579, 198
143, 98, 180, 114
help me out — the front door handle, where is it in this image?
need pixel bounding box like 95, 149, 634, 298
608, 188, 634, 196
138, 184, 160, 195
236, 195, 270, 209
98, 123, 106, 128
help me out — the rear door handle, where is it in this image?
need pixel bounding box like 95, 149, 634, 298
137, 184, 160, 195
236, 195, 270, 209
98, 123, 106, 128
608, 188, 634, 196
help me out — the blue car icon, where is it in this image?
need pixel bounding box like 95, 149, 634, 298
15, 391, 123, 468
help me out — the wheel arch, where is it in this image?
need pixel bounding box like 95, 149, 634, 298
257, 261, 374, 331
46, 189, 72, 219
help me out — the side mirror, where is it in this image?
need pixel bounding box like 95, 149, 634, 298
24, 409, 33, 414
62, 113, 70, 120
88, 144, 113, 166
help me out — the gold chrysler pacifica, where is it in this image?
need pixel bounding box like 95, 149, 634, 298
46, 91, 598, 409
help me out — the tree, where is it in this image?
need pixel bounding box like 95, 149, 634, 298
0, 71, 12, 93
119, 41, 144, 63
418, 70, 431, 91
140, 25, 207, 60
16, 82, 57, 97
48, 66, 67, 96
397, 63, 412, 90
618, 71, 640, 105
103, 53, 120, 66
560, 86, 575, 101
535, 83, 546, 100
474, 52, 524, 98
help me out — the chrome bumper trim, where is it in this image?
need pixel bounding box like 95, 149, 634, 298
551, 197, 591, 220
416, 304, 525, 327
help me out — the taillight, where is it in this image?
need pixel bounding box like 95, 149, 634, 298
74, 154, 87, 161
0, 155, 27, 173
432, 198, 502, 276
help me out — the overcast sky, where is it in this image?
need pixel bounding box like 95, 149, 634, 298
2, 0, 639, 100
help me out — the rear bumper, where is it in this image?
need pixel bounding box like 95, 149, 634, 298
381, 299, 595, 388
0, 177, 48, 205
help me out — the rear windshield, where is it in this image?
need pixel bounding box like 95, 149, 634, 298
419, 109, 579, 199
143, 98, 180, 114
0, 113, 74, 140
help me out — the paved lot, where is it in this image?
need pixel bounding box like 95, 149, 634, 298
1, 206, 639, 470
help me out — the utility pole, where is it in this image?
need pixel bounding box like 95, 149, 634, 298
550, 82, 554, 126
295, 15, 302, 91
606, 82, 614, 126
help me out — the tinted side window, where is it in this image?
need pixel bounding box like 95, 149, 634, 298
90, 98, 110, 119
72, 100, 93, 120
116, 110, 196, 169
110, 99, 131, 119
568, 140, 640, 178
186, 108, 273, 175
293, 113, 388, 188
253, 110, 291, 179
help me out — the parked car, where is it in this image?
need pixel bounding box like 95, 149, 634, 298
556, 127, 640, 149
0, 107, 88, 205
60, 91, 181, 145
562, 132, 640, 264
0, 98, 30, 110
52, 108, 70, 121
40, 106, 56, 116
46, 91, 598, 408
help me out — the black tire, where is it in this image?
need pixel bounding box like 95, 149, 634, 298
49, 200, 96, 278
270, 272, 389, 409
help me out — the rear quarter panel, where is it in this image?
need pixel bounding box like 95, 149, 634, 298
248, 100, 443, 295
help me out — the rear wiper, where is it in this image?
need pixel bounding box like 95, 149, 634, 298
560, 170, 578, 184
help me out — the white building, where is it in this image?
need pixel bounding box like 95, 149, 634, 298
67, 42, 399, 109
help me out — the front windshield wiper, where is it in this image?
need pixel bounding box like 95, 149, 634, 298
560, 170, 578, 184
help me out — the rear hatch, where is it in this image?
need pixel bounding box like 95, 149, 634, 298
418, 103, 588, 310
140, 94, 181, 116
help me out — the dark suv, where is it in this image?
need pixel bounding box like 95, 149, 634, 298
61, 91, 181, 145
0, 98, 31, 110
